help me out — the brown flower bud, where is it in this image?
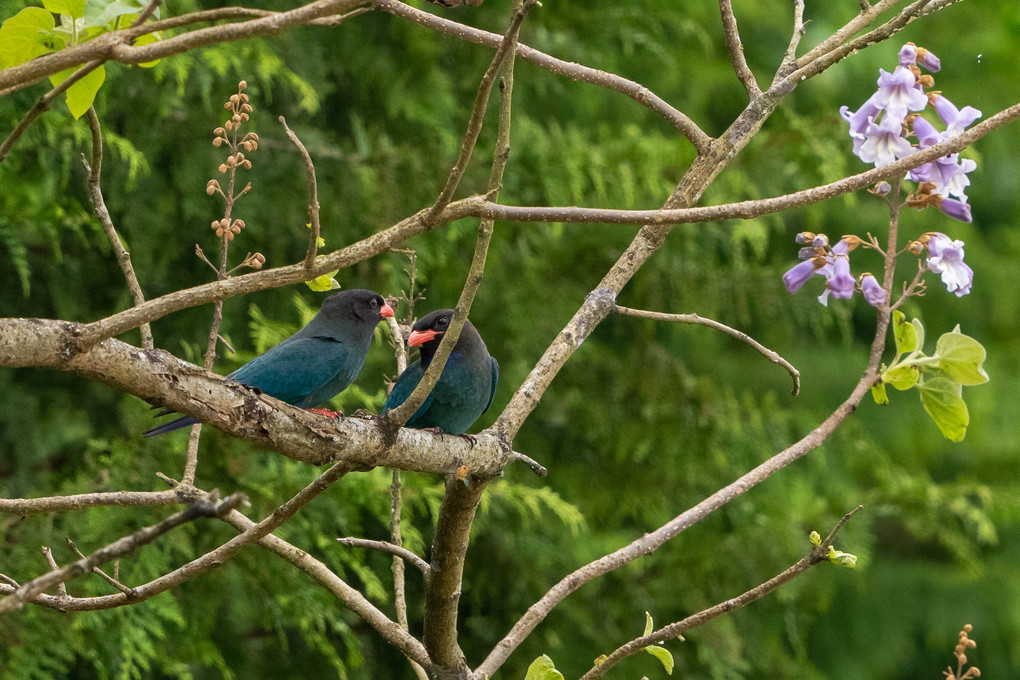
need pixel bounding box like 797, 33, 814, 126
242, 160, 252, 169
238, 80, 247, 90
241, 104, 252, 113
218, 163, 228, 174
205, 183, 217, 196
240, 113, 249, 122
214, 127, 225, 136
240, 93, 249, 103
212, 137, 224, 147
233, 219, 245, 230
210, 220, 220, 231
223, 101, 233, 110
963, 624, 973, 632
249, 252, 266, 269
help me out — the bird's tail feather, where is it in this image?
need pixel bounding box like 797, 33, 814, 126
142, 416, 198, 437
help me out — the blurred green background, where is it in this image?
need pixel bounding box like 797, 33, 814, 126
2, 0, 1019, 678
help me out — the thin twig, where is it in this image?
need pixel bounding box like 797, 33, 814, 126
614, 305, 800, 396
719, 0, 761, 97
83, 108, 154, 349
0, 488, 195, 515
425, 0, 536, 223
279, 116, 322, 269
0, 492, 245, 615
337, 537, 431, 575
777, 0, 807, 77
377, 0, 711, 152
40, 547, 67, 598
578, 507, 864, 679
67, 538, 137, 597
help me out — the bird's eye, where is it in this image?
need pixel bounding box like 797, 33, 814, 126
370, 298, 379, 308
437, 316, 449, 327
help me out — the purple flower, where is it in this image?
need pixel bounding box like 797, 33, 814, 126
915, 46, 941, 73
911, 115, 941, 147
818, 240, 856, 306
925, 232, 974, 295
783, 258, 821, 294
935, 155, 977, 199
872, 66, 928, 119
933, 94, 981, 136
858, 114, 914, 167
860, 274, 886, 307
898, 44, 917, 68
935, 196, 973, 223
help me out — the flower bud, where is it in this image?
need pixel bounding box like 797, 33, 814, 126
242, 160, 252, 169
224, 101, 233, 110
218, 163, 228, 174
212, 137, 224, 147
249, 252, 266, 269
232, 114, 241, 124
238, 80, 247, 90
214, 127, 225, 136
224, 120, 234, 131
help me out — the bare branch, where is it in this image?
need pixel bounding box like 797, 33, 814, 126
82, 108, 154, 349
280, 116, 322, 269
0, 488, 191, 515
0, 491, 245, 615
40, 547, 67, 599
777, 0, 806, 75
377, 0, 712, 152
67, 539, 138, 597
337, 537, 431, 575
614, 305, 800, 396
578, 507, 864, 679
719, 0, 761, 97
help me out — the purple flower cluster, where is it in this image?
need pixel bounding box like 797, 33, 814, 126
839, 43, 981, 223
782, 233, 885, 307
913, 232, 974, 297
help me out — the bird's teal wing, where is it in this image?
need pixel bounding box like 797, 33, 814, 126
383, 360, 435, 425
484, 356, 499, 414
229, 336, 349, 406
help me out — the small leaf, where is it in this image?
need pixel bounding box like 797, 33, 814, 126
643, 611, 654, 637
934, 330, 989, 386
911, 318, 925, 351
305, 271, 340, 292
0, 8, 58, 69
827, 546, 858, 568
48, 64, 105, 119
918, 377, 969, 442
892, 311, 919, 356
44, 0, 86, 17
316, 236, 326, 248
870, 382, 889, 405
883, 364, 919, 391
809, 530, 821, 547
524, 655, 564, 680
644, 645, 674, 675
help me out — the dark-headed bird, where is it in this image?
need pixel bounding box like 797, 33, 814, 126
382, 309, 498, 435
145, 289, 394, 436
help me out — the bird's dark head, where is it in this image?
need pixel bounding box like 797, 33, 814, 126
408, 309, 455, 347
321, 289, 394, 325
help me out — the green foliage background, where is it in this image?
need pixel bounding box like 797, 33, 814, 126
2, 1, 1019, 678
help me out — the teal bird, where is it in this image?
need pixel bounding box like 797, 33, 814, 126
382, 309, 498, 435
145, 289, 394, 436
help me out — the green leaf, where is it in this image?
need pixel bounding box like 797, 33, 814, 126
884, 364, 919, 391
870, 382, 888, 405
644, 611, 654, 637
918, 377, 969, 442
934, 329, 989, 386
644, 645, 674, 674
0, 8, 58, 69
83, 0, 155, 28
43, 0, 86, 18
524, 655, 564, 680
827, 546, 858, 568
305, 270, 340, 292
809, 530, 822, 547
892, 311, 919, 356
48, 64, 105, 119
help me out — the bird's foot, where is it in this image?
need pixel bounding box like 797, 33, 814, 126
307, 407, 344, 420
422, 427, 445, 439
458, 433, 478, 448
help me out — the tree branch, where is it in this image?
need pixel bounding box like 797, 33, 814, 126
337, 537, 431, 575
719, 0, 760, 97
614, 305, 800, 396
280, 116, 323, 269
578, 506, 864, 679
376, 0, 712, 152
0, 491, 245, 615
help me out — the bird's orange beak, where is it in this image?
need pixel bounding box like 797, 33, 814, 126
380, 303, 395, 318
408, 329, 443, 347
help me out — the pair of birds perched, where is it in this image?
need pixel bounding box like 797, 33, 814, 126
144, 289, 498, 437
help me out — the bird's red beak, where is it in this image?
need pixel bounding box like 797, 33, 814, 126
408, 329, 443, 347
380, 303, 395, 318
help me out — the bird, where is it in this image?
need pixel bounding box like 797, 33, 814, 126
382, 309, 498, 435
144, 289, 394, 436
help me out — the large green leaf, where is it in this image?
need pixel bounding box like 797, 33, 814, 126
524, 655, 564, 680
919, 377, 969, 442
0, 7, 57, 69
83, 0, 156, 28
884, 364, 919, 391
43, 0, 86, 18
934, 329, 989, 386
47, 64, 106, 119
